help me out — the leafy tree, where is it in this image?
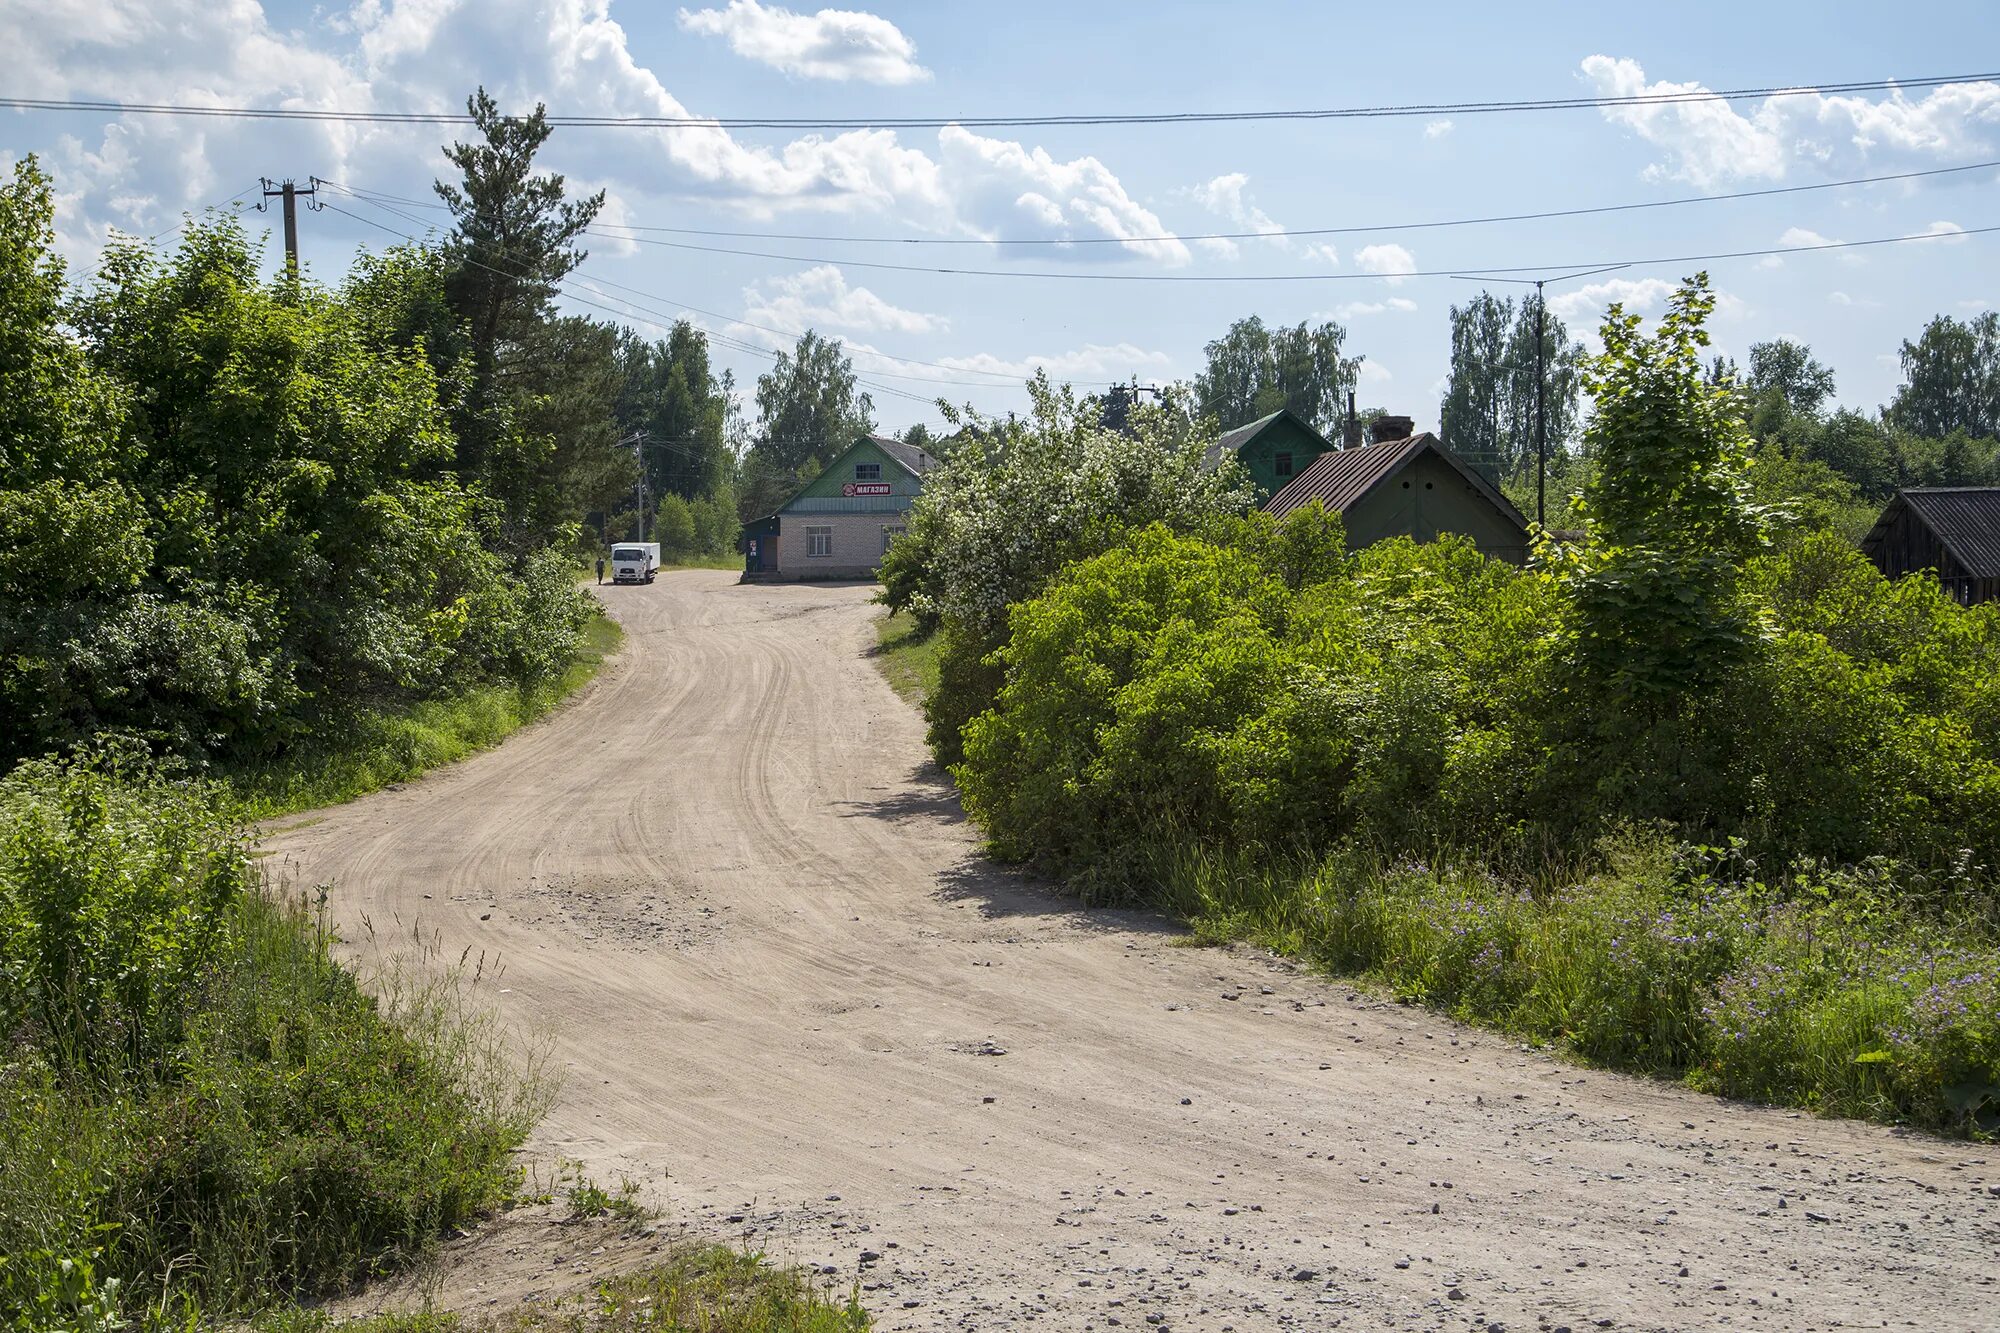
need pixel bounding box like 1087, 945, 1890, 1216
1194, 316, 1361, 435
615, 321, 733, 502
434, 86, 605, 491
1440, 292, 1584, 483
496, 313, 629, 551
655, 493, 697, 553
881, 375, 1257, 762
1746, 338, 1836, 421
1805, 409, 1897, 498
2, 158, 589, 767
750, 330, 875, 475
1888, 312, 2000, 440
1555, 274, 1770, 706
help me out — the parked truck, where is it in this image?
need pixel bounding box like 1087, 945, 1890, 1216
609, 542, 661, 584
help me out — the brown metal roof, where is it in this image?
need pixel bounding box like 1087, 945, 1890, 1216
1864, 487, 2000, 579
1261, 432, 1529, 532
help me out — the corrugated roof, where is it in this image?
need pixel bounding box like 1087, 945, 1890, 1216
1865, 487, 2000, 578
869, 435, 935, 477
1262, 433, 1531, 534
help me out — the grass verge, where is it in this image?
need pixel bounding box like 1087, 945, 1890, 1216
869, 612, 939, 707
876, 640, 2000, 1137
1159, 838, 2000, 1136
0, 758, 549, 1328
229, 612, 622, 819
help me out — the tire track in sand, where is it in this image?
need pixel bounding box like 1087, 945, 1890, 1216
275, 572, 2000, 1333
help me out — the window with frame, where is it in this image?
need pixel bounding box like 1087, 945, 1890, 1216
881, 524, 906, 554
807, 525, 833, 557
854, 462, 881, 481
1274, 452, 1294, 478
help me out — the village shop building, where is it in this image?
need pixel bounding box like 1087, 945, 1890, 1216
742, 435, 931, 581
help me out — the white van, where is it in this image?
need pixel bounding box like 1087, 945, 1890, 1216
610, 542, 661, 584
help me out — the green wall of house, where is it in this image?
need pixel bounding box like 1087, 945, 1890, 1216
1344, 451, 1530, 563
791, 439, 924, 502
1235, 416, 1334, 499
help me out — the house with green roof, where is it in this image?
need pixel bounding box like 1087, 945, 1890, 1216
741, 435, 932, 581
1201, 408, 1340, 500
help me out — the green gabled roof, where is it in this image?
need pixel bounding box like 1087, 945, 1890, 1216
1201, 408, 1334, 471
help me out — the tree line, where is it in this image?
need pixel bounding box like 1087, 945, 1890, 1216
0, 90, 897, 769
1175, 295, 2000, 528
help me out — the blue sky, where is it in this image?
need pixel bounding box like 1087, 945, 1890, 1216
7, 0, 1999, 435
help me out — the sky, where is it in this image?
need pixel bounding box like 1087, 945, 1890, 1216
5, 0, 1999, 436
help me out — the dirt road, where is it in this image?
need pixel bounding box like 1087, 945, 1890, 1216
271, 571, 1998, 1332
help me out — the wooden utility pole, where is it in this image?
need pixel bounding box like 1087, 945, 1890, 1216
259, 177, 320, 277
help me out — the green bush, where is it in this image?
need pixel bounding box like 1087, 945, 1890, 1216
0, 759, 544, 1324
1162, 837, 1998, 1134
0, 157, 591, 771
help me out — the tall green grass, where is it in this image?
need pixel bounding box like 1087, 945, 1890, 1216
228, 612, 622, 818
870, 612, 940, 707
0, 759, 551, 1327
1160, 836, 2000, 1134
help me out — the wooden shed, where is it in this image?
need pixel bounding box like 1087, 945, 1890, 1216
1861, 487, 2000, 604
1262, 427, 1531, 564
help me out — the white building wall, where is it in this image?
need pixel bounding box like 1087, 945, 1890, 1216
778, 510, 908, 580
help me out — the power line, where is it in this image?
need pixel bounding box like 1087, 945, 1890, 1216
321, 184, 1125, 390
5, 72, 1994, 130
330, 159, 2000, 249
611, 159, 2000, 242
478, 219, 2000, 283
324, 202, 948, 404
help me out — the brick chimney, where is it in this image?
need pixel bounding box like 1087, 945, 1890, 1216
1369, 414, 1415, 445
1342, 391, 1362, 451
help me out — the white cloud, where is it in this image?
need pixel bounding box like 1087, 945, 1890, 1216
12, 0, 1186, 271
1187, 172, 1283, 237
1579, 55, 2000, 189
940, 125, 1189, 264
676, 0, 929, 85
740, 264, 945, 334
1781, 226, 1840, 249
1549, 276, 1744, 328
1358, 359, 1392, 384
1423, 119, 1454, 139
1354, 243, 1417, 285
1548, 277, 1679, 322
929, 342, 1173, 382
1921, 219, 1970, 243
1332, 297, 1418, 320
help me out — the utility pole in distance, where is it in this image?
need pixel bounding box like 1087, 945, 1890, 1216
258, 176, 321, 278
1448, 262, 1630, 530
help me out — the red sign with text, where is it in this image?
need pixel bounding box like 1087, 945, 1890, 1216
842, 482, 893, 496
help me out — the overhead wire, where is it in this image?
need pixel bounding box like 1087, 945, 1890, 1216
454, 219, 2000, 283
319, 199, 939, 404
320, 185, 1116, 390
326, 159, 2000, 249
5, 72, 1995, 130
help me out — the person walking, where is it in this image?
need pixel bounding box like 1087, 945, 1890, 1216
595, 555, 605, 585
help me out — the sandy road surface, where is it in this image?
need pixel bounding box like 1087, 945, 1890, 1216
271, 571, 1999, 1332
